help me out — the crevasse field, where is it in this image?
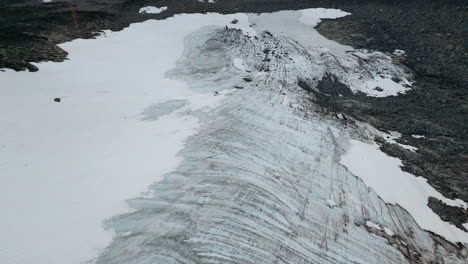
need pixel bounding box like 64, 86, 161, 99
1, 8, 467, 264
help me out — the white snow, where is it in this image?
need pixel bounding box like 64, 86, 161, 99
366, 220, 381, 230
233, 58, 248, 71
326, 198, 339, 208
366, 221, 395, 236
398, 144, 418, 152
340, 140, 468, 244
138, 6, 168, 14
384, 227, 395, 236
299, 8, 350, 26
382, 131, 418, 152
0, 12, 254, 264
354, 75, 412, 97
412, 134, 425, 139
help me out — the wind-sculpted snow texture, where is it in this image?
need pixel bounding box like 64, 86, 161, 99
96, 10, 467, 264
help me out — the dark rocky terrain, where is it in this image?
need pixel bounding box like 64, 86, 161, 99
0, 0, 466, 234
314, 0, 468, 228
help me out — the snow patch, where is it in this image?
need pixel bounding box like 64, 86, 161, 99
366, 221, 395, 236
382, 132, 418, 152
139, 6, 168, 14
384, 227, 395, 236
355, 75, 412, 97
412, 134, 425, 139
299, 8, 350, 26
366, 220, 381, 230
341, 140, 468, 243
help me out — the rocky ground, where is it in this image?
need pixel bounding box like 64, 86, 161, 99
314, 0, 468, 229
0, 0, 466, 238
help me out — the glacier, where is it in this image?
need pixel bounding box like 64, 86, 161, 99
0, 8, 466, 264
96, 10, 467, 264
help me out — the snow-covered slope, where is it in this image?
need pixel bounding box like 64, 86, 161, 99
0, 13, 252, 264
0, 8, 466, 264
